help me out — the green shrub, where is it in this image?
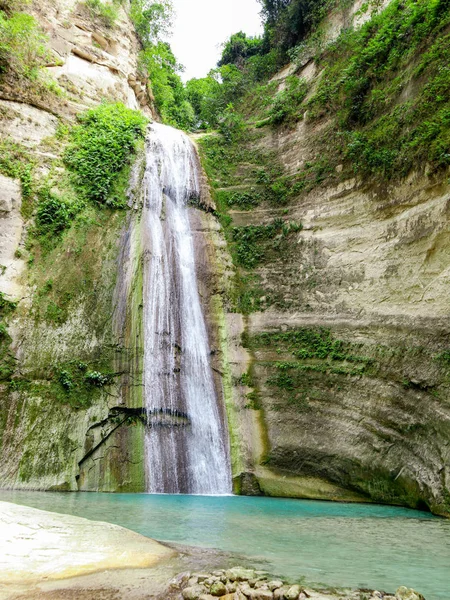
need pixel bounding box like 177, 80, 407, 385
217, 104, 245, 142
84, 370, 110, 386
232, 219, 285, 268
306, 0, 450, 177
0, 139, 34, 204
64, 103, 147, 205
0, 10, 51, 78
84, 0, 119, 28
267, 76, 308, 125
54, 361, 113, 408
0, 292, 17, 318
35, 189, 81, 237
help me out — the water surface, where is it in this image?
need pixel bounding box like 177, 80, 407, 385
1, 492, 448, 599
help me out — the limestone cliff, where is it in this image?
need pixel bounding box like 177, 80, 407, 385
198, 0, 450, 516
0, 0, 152, 491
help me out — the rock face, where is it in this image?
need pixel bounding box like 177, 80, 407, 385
0, 176, 24, 300
198, 1, 450, 515
0, 0, 150, 491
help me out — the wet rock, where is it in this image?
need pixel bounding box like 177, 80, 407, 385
371, 593, 383, 599
182, 584, 207, 600
284, 585, 301, 600
213, 571, 225, 577
210, 581, 227, 597
170, 572, 191, 590
395, 587, 424, 600
188, 577, 199, 586
268, 581, 283, 591
199, 596, 216, 600
226, 568, 256, 582
273, 586, 290, 600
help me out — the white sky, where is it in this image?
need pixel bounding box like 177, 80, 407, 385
170, 0, 263, 81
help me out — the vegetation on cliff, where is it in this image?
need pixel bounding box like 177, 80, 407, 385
64, 103, 147, 206
0, 1, 62, 98
131, 0, 195, 129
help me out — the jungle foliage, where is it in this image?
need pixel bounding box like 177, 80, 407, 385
64, 103, 147, 205
0, 8, 51, 79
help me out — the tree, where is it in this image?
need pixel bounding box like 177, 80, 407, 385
130, 0, 174, 46
218, 31, 264, 68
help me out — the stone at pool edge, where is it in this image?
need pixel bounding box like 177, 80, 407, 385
210, 581, 227, 596
395, 587, 424, 600
182, 584, 208, 600
226, 568, 257, 582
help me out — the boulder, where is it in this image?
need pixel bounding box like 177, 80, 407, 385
254, 581, 269, 589
182, 585, 208, 600
210, 581, 227, 597
170, 572, 191, 590
226, 568, 256, 582
285, 586, 301, 600
273, 587, 290, 600
268, 581, 283, 592
395, 587, 424, 600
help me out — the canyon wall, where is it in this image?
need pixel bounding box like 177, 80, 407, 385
0, 0, 152, 490
198, 0, 450, 516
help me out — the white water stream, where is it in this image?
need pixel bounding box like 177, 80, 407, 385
143, 123, 231, 495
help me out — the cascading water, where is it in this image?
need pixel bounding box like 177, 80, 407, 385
143, 122, 231, 495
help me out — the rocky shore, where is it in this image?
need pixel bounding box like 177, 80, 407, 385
167, 567, 424, 600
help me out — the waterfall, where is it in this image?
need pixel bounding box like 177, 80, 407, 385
142, 123, 231, 495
